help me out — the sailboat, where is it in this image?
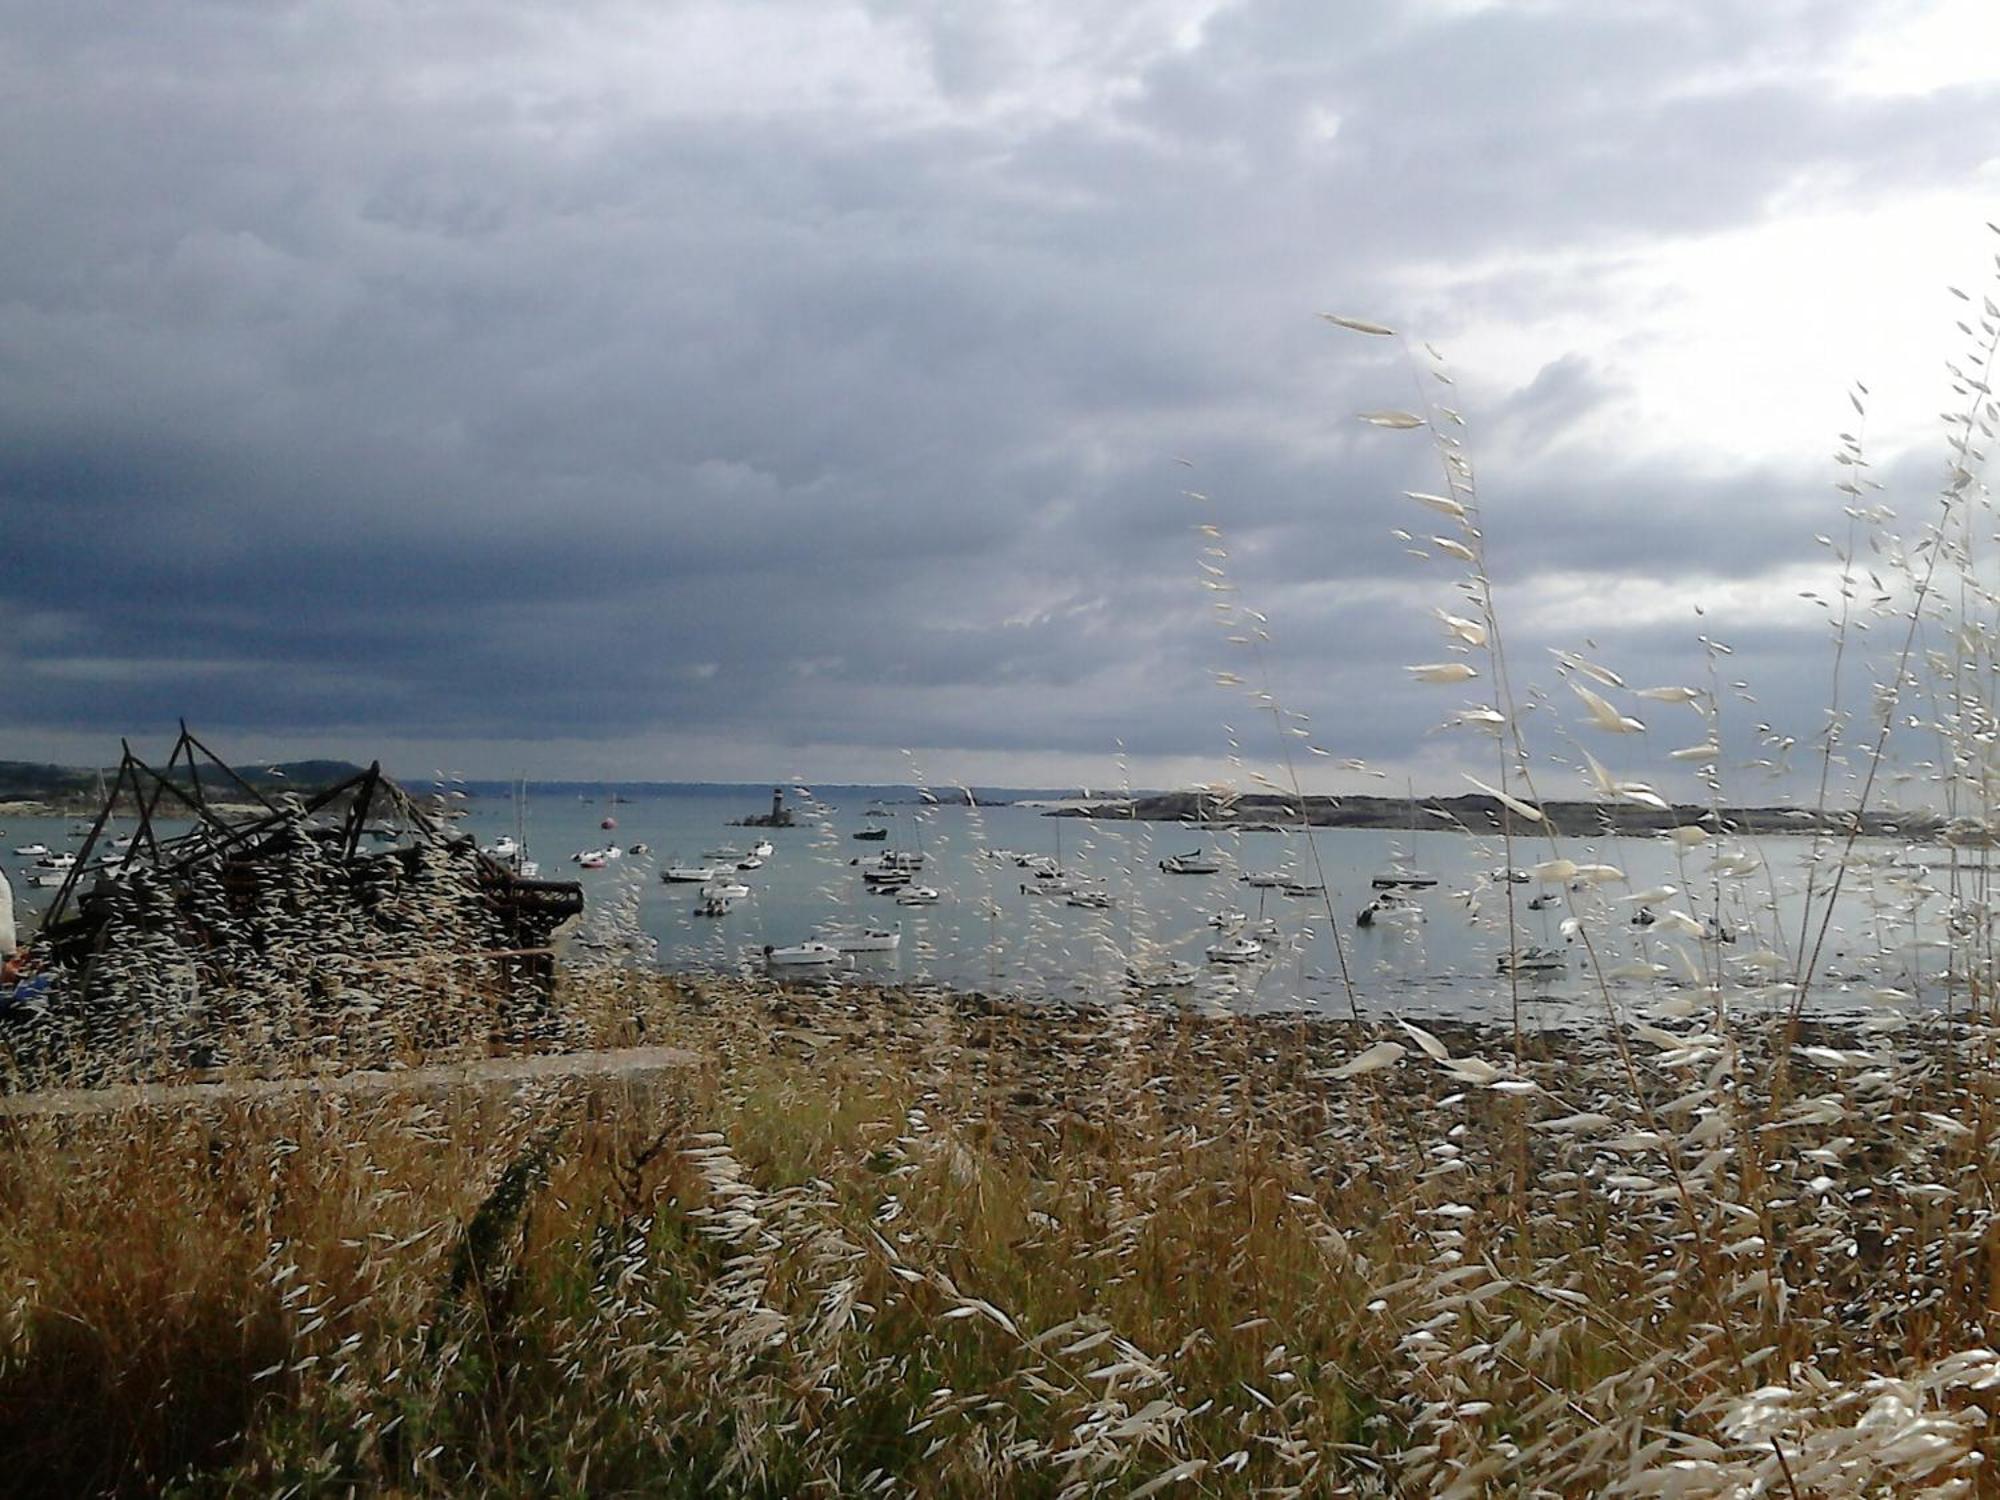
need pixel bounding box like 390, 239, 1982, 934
1370, 783, 1438, 890
513, 777, 540, 877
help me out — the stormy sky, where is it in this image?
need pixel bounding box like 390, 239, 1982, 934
4, 0, 1998, 794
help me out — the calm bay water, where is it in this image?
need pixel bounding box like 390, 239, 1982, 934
0, 782, 1964, 1028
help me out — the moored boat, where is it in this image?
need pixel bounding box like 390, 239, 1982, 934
763, 940, 843, 970
1357, 892, 1422, 927
1371, 869, 1438, 890
1497, 946, 1565, 974
1159, 849, 1221, 875
814, 924, 902, 953
1205, 935, 1264, 964
663, 862, 727, 883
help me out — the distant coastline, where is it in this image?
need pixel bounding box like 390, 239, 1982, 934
1055, 789, 1938, 841
0, 759, 1943, 841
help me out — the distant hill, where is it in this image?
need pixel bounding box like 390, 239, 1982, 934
232, 760, 371, 790
0, 759, 370, 809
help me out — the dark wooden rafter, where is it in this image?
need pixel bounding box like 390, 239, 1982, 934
46, 739, 369, 922
178, 724, 286, 817
35, 730, 585, 994
43, 755, 128, 927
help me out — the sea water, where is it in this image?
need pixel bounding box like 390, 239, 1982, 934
0, 782, 1965, 1028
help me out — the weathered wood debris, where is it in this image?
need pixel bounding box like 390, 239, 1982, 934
3, 726, 585, 1089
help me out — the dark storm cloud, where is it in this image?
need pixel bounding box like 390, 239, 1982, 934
0, 0, 1989, 784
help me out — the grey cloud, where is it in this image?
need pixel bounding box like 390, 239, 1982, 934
0, 0, 1985, 788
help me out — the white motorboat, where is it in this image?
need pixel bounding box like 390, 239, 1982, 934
12, 844, 48, 858
663, 862, 727, 883
701, 878, 751, 901
484, 835, 520, 859
862, 865, 912, 888
815, 924, 902, 954
1280, 880, 1324, 897
1065, 889, 1113, 909
1206, 910, 1247, 928
1240, 871, 1286, 888
737, 855, 765, 870
29, 871, 67, 888
1497, 946, 1565, 974
703, 846, 743, 862
764, 940, 843, 970
35, 853, 76, 870
1160, 849, 1221, 875
895, 885, 941, 906
749, 839, 774, 859
1205, 935, 1264, 964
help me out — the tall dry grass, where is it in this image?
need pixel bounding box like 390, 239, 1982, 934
5, 975, 2000, 1496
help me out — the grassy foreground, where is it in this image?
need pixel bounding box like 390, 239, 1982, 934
4, 971, 1999, 1497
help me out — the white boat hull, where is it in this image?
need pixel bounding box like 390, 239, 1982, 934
765, 941, 842, 969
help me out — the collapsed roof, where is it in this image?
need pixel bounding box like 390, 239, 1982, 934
7, 727, 585, 1086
